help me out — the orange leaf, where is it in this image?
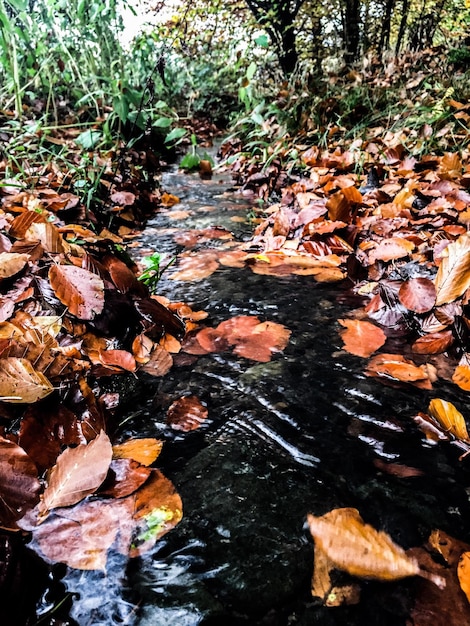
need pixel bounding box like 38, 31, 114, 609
369, 237, 415, 263
113, 438, 163, 466
458, 552, 470, 603
49, 264, 105, 320
98, 349, 137, 372
139, 346, 173, 376
411, 330, 453, 354
0, 252, 29, 280
338, 319, 387, 357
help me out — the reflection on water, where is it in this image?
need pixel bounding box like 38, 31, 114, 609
31, 162, 470, 626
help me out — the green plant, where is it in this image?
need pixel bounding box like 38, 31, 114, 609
138, 252, 175, 293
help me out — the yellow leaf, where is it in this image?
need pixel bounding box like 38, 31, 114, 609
113, 438, 163, 466
428, 398, 469, 441
435, 234, 470, 306
0, 357, 53, 403
458, 552, 470, 603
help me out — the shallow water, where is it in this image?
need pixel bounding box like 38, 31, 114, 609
26, 162, 470, 625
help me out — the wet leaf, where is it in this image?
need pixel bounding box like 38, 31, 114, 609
428, 398, 469, 442
453, 354, 470, 391
98, 458, 151, 499
98, 349, 136, 373
458, 552, 470, 603
311, 544, 361, 606
166, 396, 209, 432
0, 438, 41, 528
338, 319, 387, 357
0, 252, 29, 280
0, 357, 54, 403
113, 438, 163, 466
365, 353, 433, 389
435, 234, 470, 306
139, 345, 173, 376
411, 330, 454, 355
307, 508, 443, 586
398, 277, 436, 313
49, 264, 105, 320
169, 253, 219, 281
39, 430, 113, 520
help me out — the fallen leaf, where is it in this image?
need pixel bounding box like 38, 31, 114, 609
411, 330, 454, 355
98, 349, 137, 372
366, 353, 433, 389
307, 508, 443, 586
435, 234, 470, 306
49, 264, 105, 320
0, 438, 41, 528
170, 254, 219, 281
338, 319, 387, 357
0, 252, 29, 280
166, 396, 209, 432
139, 345, 173, 376
428, 398, 470, 442
369, 237, 415, 263
458, 552, 470, 603
0, 357, 54, 403
113, 438, 163, 466
398, 277, 436, 313
39, 430, 113, 520
98, 458, 151, 499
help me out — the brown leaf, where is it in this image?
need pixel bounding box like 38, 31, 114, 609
366, 353, 433, 389
113, 438, 163, 466
39, 430, 113, 520
0, 252, 29, 280
49, 264, 105, 320
434, 234, 470, 306
338, 319, 387, 358
311, 544, 361, 606
428, 398, 469, 442
139, 345, 173, 376
0, 357, 54, 403
169, 254, 219, 281
411, 330, 454, 355
98, 458, 151, 499
453, 354, 470, 391
0, 438, 41, 528
307, 508, 443, 586
398, 278, 436, 313
326, 187, 362, 222
98, 349, 137, 373
166, 396, 209, 432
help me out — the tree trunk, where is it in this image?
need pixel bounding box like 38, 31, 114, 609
343, 0, 361, 64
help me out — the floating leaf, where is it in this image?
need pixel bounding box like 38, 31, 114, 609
366, 353, 433, 389
49, 264, 105, 320
39, 430, 113, 520
166, 396, 209, 432
99, 459, 151, 499
113, 438, 163, 466
307, 508, 442, 586
428, 398, 470, 442
0, 357, 54, 403
338, 319, 387, 357
435, 234, 470, 306
0, 438, 41, 528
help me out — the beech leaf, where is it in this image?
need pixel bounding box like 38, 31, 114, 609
113, 438, 163, 466
0, 252, 29, 280
338, 319, 387, 357
0, 357, 54, 403
166, 396, 209, 432
428, 398, 470, 442
458, 552, 470, 603
49, 264, 105, 320
398, 277, 436, 313
307, 508, 443, 586
434, 233, 470, 306
39, 430, 112, 520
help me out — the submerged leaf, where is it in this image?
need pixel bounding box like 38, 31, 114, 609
166, 396, 209, 432
338, 319, 386, 357
307, 508, 443, 586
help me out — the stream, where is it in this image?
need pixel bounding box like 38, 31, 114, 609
28, 159, 470, 625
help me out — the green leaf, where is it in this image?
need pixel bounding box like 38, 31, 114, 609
153, 117, 173, 129
180, 152, 200, 171
75, 130, 102, 150
254, 34, 269, 48
165, 127, 187, 143
246, 62, 257, 80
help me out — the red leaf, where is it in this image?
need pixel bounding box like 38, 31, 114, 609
338, 319, 387, 357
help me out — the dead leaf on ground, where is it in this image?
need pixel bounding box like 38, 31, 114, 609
398, 277, 436, 313
0, 252, 29, 280
98, 458, 151, 499
0, 357, 54, 403
49, 264, 105, 320
427, 398, 470, 442
434, 233, 470, 306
